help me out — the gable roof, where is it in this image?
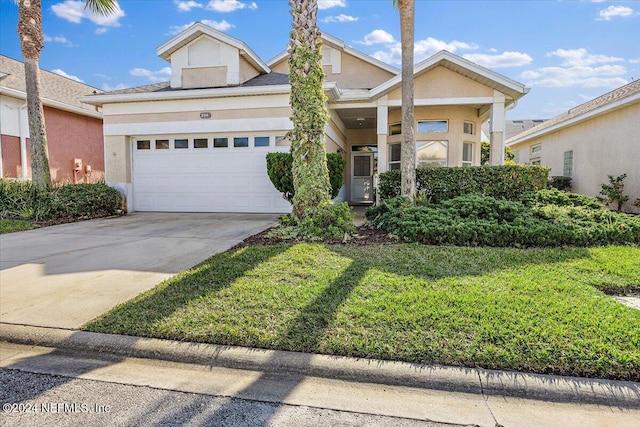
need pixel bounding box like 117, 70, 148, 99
266, 32, 399, 76
157, 22, 270, 74
0, 55, 102, 119
507, 79, 640, 146
370, 50, 529, 102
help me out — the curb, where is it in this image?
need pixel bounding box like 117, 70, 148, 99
2, 323, 639, 408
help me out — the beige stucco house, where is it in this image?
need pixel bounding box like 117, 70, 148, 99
83, 23, 529, 213
508, 80, 640, 213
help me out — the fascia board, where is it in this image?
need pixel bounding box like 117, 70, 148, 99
80, 85, 292, 105
507, 92, 640, 146
1, 86, 103, 119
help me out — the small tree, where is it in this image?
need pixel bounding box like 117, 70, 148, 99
481, 141, 514, 165
598, 174, 629, 213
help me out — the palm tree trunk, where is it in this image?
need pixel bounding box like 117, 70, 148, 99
288, 0, 332, 218
398, 0, 416, 199
17, 0, 51, 188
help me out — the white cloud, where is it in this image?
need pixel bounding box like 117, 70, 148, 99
205, 0, 257, 13
130, 67, 172, 82
95, 27, 108, 35
51, 0, 125, 27
52, 69, 84, 83
43, 34, 75, 47
321, 14, 358, 23
174, 0, 203, 12
318, 0, 346, 10
102, 83, 129, 92
548, 48, 623, 66
629, 58, 640, 64
598, 5, 635, 20
169, 19, 234, 35
521, 65, 628, 88
463, 51, 533, 68
357, 29, 395, 46
369, 35, 478, 65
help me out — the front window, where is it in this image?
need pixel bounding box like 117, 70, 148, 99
389, 144, 401, 170
531, 144, 542, 155
463, 122, 475, 135
417, 120, 448, 133
462, 142, 473, 167
417, 140, 448, 168
389, 123, 402, 136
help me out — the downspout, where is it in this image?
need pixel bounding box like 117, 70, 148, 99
19, 102, 28, 180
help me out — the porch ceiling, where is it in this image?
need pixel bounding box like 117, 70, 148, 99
334, 107, 377, 129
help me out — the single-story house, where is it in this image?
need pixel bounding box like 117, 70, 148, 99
507, 79, 640, 213
0, 55, 104, 183
82, 22, 529, 213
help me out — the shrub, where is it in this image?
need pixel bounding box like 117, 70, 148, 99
366, 192, 640, 247
548, 176, 572, 191
378, 165, 550, 202
266, 152, 346, 202
268, 201, 355, 241
0, 179, 121, 221
598, 174, 629, 213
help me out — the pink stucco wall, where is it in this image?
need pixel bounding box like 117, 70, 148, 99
1, 107, 104, 182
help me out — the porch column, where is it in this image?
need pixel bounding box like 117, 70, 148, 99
489, 91, 506, 166
377, 97, 389, 173
19, 103, 28, 179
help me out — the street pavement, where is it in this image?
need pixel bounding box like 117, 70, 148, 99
1, 214, 639, 426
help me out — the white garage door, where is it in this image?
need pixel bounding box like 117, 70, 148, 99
132, 136, 291, 213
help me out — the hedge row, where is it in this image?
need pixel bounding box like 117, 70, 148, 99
0, 179, 122, 222
378, 165, 550, 203
366, 190, 640, 247
266, 152, 346, 202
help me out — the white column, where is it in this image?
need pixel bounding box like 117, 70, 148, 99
376, 97, 389, 174
19, 103, 28, 179
489, 91, 506, 166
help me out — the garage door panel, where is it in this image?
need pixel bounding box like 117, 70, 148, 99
133, 143, 291, 213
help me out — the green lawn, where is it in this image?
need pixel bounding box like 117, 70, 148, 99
85, 243, 640, 381
0, 219, 38, 234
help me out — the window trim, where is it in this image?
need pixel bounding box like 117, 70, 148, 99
531, 144, 542, 155
462, 141, 474, 167
463, 121, 475, 135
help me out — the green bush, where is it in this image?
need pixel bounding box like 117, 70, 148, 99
548, 176, 572, 191
266, 152, 346, 202
366, 191, 640, 247
598, 174, 629, 213
268, 201, 355, 241
378, 165, 549, 203
0, 179, 122, 221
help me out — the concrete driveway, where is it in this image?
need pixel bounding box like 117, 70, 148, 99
0, 213, 278, 329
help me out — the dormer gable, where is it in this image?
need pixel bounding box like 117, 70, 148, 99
157, 22, 270, 89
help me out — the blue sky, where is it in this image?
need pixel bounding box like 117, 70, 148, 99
1, 0, 638, 119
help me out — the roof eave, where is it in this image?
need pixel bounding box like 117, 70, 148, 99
507, 91, 640, 146
1, 86, 103, 119
80, 84, 292, 106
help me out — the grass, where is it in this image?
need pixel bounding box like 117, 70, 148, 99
0, 219, 38, 234
85, 243, 640, 381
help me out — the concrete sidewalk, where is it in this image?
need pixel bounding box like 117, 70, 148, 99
0, 213, 278, 329
1, 324, 639, 427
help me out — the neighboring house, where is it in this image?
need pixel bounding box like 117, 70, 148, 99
507, 80, 640, 213
82, 23, 529, 213
0, 55, 104, 183
481, 119, 547, 143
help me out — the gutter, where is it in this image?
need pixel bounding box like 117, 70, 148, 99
0, 86, 103, 119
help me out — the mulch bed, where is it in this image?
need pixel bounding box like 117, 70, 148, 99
233, 225, 400, 249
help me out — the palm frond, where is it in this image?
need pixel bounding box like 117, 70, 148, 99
84, 0, 119, 16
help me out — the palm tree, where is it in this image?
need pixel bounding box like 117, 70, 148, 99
392, 0, 416, 199
16, 0, 118, 188
288, 0, 332, 218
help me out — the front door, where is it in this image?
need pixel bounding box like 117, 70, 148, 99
350, 152, 374, 204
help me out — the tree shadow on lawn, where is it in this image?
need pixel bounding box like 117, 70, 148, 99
84, 241, 638, 426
